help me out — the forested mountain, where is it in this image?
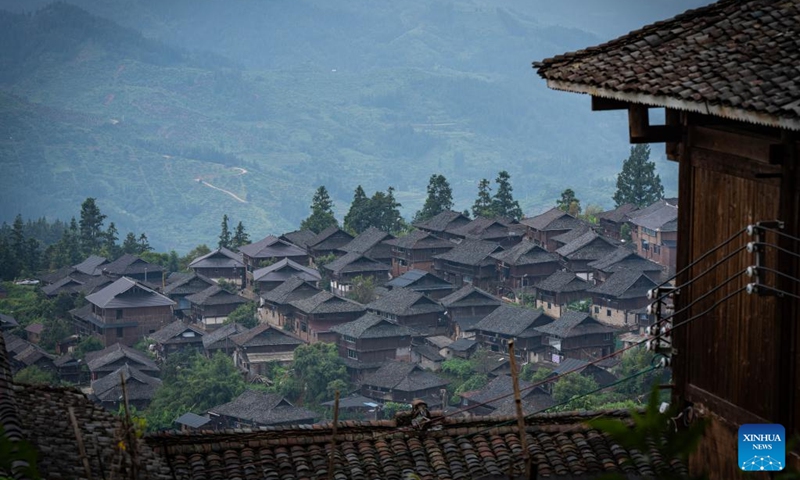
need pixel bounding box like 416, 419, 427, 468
0, 1, 708, 252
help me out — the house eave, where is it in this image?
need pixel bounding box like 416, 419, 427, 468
545, 79, 800, 132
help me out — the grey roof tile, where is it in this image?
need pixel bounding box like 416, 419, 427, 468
471, 304, 554, 338
433, 239, 503, 266
86, 277, 175, 309
329, 313, 413, 339
365, 287, 444, 316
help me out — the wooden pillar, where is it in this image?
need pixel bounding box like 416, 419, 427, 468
673, 111, 693, 405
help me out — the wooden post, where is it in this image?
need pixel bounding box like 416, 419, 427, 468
120, 371, 138, 480
507, 341, 531, 479
69, 406, 94, 480
328, 390, 340, 480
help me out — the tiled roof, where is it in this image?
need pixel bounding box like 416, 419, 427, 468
550, 223, 593, 246
465, 374, 548, 409
230, 323, 305, 348
588, 270, 658, 300
329, 313, 413, 339
162, 272, 216, 295
361, 361, 449, 392
209, 390, 316, 426
588, 248, 664, 274
0, 333, 171, 480
383, 229, 454, 250
86, 276, 175, 309
39, 265, 77, 284
365, 287, 444, 317
85, 342, 160, 374
238, 235, 307, 259
202, 322, 248, 350
471, 305, 554, 338
307, 226, 353, 249
320, 393, 379, 409
252, 258, 321, 283
280, 229, 317, 249
433, 239, 503, 266
290, 291, 366, 315
74, 254, 108, 275
447, 216, 519, 240
491, 239, 559, 266
440, 284, 502, 308
188, 247, 244, 269
91, 363, 163, 403
185, 285, 249, 307
339, 227, 394, 254
175, 412, 211, 429
413, 343, 445, 362
535, 0, 800, 131
260, 276, 321, 305
534, 271, 590, 294
101, 253, 165, 276
556, 231, 620, 261
41, 275, 85, 297
629, 200, 679, 231
597, 204, 639, 224
2, 332, 55, 369
147, 320, 205, 345
24, 323, 44, 334
385, 269, 453, 291
413, 210, 470, 232
535, 310, 618, 339
448, 338, 477, 352
0, 313, 19, 329
323, 252, 391, 276
521, 208, 582, 231
146, 410, 687, 479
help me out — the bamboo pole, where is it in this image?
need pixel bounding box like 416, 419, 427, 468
507, 341, 531, 479
328, 390, 340, 480
69, 406, 94, 480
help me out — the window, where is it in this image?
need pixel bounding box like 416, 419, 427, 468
641, 239, 649, 250
347, 349, 358, 359
343, 335, 356, 344
301, 323, 308, 333
653, 245, 661, 254
606, 309, 612, 317
594, 306, 600, 314
116, 327, 124, 338
547, 302, 552, 309
116, 309, 123, 320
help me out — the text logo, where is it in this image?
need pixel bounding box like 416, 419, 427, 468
739, 424, 785, 471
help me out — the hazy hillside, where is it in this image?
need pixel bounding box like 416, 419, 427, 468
0, 1, 709, 252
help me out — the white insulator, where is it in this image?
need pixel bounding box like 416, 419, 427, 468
746, 242, 757, 253
659, 326, 670, 336
746, 266, 757, 278
646, 304, 655, 315
646, 340, 654, 351
746, 283, 757, 295
746, 224, 756, 237
647, 289, 655, 300
659, 357, 671, 368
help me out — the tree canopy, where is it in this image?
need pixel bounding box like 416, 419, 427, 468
471, 179, 493, 218
224, 302, 258, 329
343, 186, 406, 235
556, 188, 581, 216
218, 214, 232, 249
276, 343, 349, 405
414, 174, 454, 223
612, 145, 664, 208
343, 185, 370, 234
300, 186, 338, 234
491, 170, 522, 220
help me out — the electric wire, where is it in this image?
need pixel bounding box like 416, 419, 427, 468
750, 284, 800, 301
757, 225, 800, 243
655, 269, 746, 324
754, 242, 800, 259
651, 244, 745, 305
752, 265, 800, 285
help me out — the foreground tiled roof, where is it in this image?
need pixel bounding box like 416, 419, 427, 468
536, 0, 800, 131
146, 410, 687, 480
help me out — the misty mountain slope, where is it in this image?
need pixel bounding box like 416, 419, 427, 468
0, 2, 684, 252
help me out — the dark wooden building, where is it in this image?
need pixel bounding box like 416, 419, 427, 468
360, 361, 449, 406
587, 270, 658, 329
251, 258, 321, 293
330, 313, 414, 381
555, 230, 620, 279
323, 252, 391, 298
537, 0, 800, 474
239, 235, 309, 287
413, 210, 471, 240
491, 239, 561, 294
337, 226, 395, 265
628, 199, 679, 269
147, 320, 205, 361
207, 390, 315, 428
439, 285, 502, 339
446, 216, 525, 248
84, 342, 160, 381
185, 286, 249, 331
532, 270, 591, 319
384, 230, 454, 277
306, 226, 354, 260
288, 291, 365, 343
90, 363, 162, 411
99, 254, 165, 283
73, 277, 175, 347
162, 272, 216, 316
231, 324, 305, 376
521, 208, 585, 252
534, 310, 617, 362
259, 276, 320, 329
365, 287, 446, 336
433, 238, 503, 291
587, 247, 665, 286
385, 269, 454, 300
468, 304, 555, 363
597, 204, 639, 241
188, 247, 245, 286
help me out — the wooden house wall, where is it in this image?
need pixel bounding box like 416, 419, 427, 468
671, 117, 800, 475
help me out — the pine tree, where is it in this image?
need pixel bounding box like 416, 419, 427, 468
368, 187, 406, 234
122, 232, 139, 254
137, 233, 152, 253
556, 188, 582, 216
343, 185, 370, 235
472, 179, 493, 218
300, 186, 338, 234
103, 222, 120, 259
79, 198, 107, 255
218, 214, 232, 249
414, 174, 454, 223
612, 145, 665, 208
232, 221, 249, 249
491, 170, 522, 220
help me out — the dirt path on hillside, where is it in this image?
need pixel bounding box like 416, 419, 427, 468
195, 167, 248, 203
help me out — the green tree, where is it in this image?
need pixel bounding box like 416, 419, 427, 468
580, 204, 603, 225
612, 144, 664, 208
552, 373, 600, 410
280, 343, 349, 405
78, 198, 107, 255
122, 232, 139, 255
232, 221, 249, 249
557, 188, 581, 216
218, 214, 232, 249
346, 275, 376, 304
365, 187, 406, 234
343, 185, 370, 235
414, 174, 454, 223
224, 302, 258, 329
471, 179, 493, 218
491, 170, 522, 220
103, 221, 120, 259
14, 365, 58, 385
442, 358, 474, 379
145, 352, 246, 431
613, 347, 662, 396
137, 233, 152, 253
180, 244, 211, 271
300, 186, 338, 234
73, 336, 104, 359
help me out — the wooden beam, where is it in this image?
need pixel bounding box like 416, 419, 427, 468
591, 96, 629, 111
628, 104, 649, 138
628, 105, 681, 143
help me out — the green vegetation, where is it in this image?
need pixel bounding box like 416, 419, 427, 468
272, 343, 350, 406
556, 188, 581, 216
223, 302, 257, 329
346, 275, 377, 304
413, 174, 454, 223
13, 366, 58, 386
300, 186, 338, 234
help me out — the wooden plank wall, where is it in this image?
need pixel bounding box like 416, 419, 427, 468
674, 118, 800, 477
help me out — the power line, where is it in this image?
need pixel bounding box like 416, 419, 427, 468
749, 284, 800, 301
651, 245, 745, 305
754, 242, 800, 259
757, 225, 800, 244
751, 265, 800, 285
